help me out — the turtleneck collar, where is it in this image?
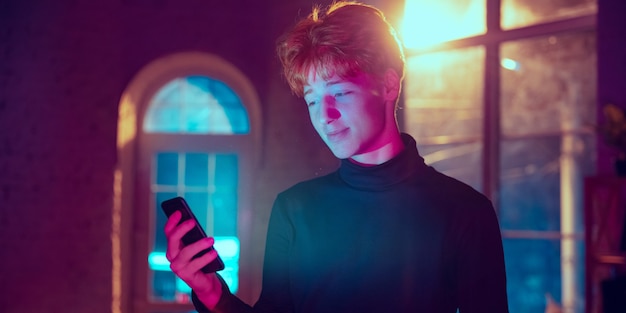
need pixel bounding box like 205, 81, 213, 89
338, 133, 427, 190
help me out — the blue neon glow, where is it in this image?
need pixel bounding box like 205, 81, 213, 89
501, 58, 520, 71
149, 236, 240, 293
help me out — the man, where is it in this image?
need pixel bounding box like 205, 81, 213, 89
165, 1, 509, 312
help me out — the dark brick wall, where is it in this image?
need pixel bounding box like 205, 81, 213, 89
0, 1, 122, 312
0, 0, 337, 312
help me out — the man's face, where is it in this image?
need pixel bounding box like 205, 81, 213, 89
303, 68, 393, 160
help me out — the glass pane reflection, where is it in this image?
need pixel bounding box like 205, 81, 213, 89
500, 136, 562, 231
500, 31, 596, 137
500, 133, 594, 231
503, 238, 563, 313
404, 46, 484, 191
404, 46, 484, 141
419, 142, 482, 192
501, 0, 597, 30
143, 76, 250, 134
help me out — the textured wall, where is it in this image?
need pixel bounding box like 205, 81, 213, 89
0, 0, 336, 312
0, 1, 121, 312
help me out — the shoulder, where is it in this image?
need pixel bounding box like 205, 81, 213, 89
270, 171, 340, 210
279, 171, 341, 198
421, 167, 494, 215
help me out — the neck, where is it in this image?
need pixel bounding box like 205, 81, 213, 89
349, 131, 404, 166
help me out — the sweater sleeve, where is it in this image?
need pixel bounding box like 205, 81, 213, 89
251, 193, 295, 312
192, 194, 295, 313
191, 274, 253, 313
456, 198, 510, 313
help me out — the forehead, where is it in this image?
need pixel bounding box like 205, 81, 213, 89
305, 67, 332, 85
304, 67, 373, 90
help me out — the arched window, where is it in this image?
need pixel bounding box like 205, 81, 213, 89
143, 76, 250, 134
116, 52, 260, 313
145, 75, 249, 299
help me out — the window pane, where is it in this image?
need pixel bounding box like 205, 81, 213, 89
184, 191, 210, 234
405, 47, 485, 141
419, 142, 482, 192
156, 153, 178, 186
404, 47, 484, 189
502, 0, 597, 30
501, 134, 596, 231
211, 80, 241, 106
143, 76, 250, 134
402, 0, 485, 49
214, 154, 238, 236
214, 154, 238, 186
500, 137, 562, 231
184, 153, 209, 187
211, 80, 250, 133
213, 189, 237, 236
504, 238, 562, 313
500, 31, 596, 137
150, 151, 241, 301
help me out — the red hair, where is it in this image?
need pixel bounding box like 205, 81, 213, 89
276, 1, 405, 97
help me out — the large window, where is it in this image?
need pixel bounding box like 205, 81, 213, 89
402, 1, 596, 312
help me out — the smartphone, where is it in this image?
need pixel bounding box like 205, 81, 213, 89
160, 196, 225, 273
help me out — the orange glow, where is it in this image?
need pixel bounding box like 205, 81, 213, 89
111, 169, 122, 313
117, 94, 137, 150
501, 0, 597, 30
401, 0, 486, 49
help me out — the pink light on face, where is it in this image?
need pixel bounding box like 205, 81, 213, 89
303, 68, 403, 165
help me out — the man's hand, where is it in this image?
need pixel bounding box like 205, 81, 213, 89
165, 210, 223, 309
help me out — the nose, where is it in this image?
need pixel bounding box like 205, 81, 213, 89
319, 95, 340, 124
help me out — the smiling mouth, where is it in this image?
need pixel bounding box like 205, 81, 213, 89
326, 128, 348, 141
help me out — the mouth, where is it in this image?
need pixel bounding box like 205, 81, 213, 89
326, 128, 349, 142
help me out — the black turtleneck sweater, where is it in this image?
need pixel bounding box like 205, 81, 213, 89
194, 134, 509, 313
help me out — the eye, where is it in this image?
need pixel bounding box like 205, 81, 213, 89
334, 91, 351, 97
305, 98, 317, 107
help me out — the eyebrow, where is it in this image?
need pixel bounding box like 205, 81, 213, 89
303, 80, 347, 96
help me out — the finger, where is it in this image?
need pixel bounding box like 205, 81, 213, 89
187, 249, 219, 274
164, 210, 182, 237
167, 218, 195, 242
169, 238, 216, 279
177, 237, 215, 262
165, 219, 195, 261
171, 248, 219, 276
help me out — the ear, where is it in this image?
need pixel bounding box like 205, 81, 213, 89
382, 68, 401, 102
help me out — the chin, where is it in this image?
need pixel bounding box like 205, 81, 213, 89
328, 148, 355, 160
323, 139, 358, 159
